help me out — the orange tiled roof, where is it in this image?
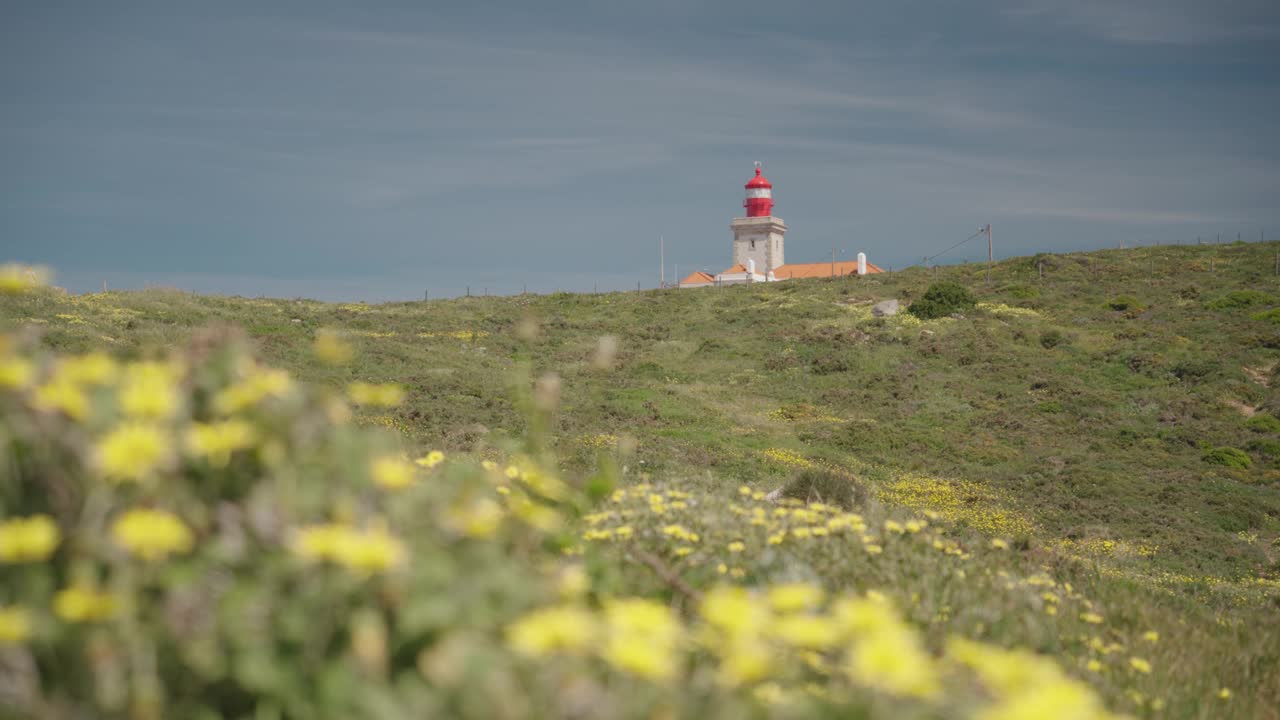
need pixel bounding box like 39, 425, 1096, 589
679, 271, 715, 285
720, 263, 748, 274
772, 260, 884, 279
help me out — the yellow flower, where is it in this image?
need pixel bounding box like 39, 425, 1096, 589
770, 615, 838, 649
0, 515, 60, 563
990, 538, 1009, 550
32, 378, 90, 420
110, 509, 194, 560
0, 356, 36, 390
347, 381, 405, 408
727, 540, 745, 553
1129, 657, 1152, 674
507, 605, 597, 657
0, 606, 32, 644
717, 637, 773, 686
1080, 612, 1104, 624
313, 329, 354, 365
331, 525, 407, 575
292, 522, 406, 575
118, 361, 182, 419
290, 523, 349, 562
1086, 659, 1102, 672
371, 455, 417, 490
0, 263, 49, 294
601, 598, 681, 681
767, 583, 825, 613
186, 420, 256, 468
1142, 630, 1159, 643
848, 622, 939, 699
446, 497, 505, 538
557, 565, 589, 599
96, 422, 170, 482
215, 368, 292, 413
701, 586, 770, 638
1217, 688, 1232, 700
414, 450, 445, 468
58, 352, 118, 386
53, 587, 118, 623
884, 519, 905, 534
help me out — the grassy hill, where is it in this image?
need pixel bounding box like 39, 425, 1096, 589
3, 240, 1280, 717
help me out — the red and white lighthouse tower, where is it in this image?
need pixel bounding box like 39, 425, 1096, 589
744, 162, 774, 217
730, 162, 787, 276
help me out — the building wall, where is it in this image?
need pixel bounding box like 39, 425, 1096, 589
730, 216, 786, 274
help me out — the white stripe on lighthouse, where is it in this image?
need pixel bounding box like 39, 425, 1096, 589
746, 188, 772, 198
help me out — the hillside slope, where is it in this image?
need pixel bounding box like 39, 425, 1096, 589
10, 243, 1279, 591
3, 243, 1280, 717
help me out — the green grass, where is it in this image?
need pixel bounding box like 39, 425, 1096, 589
4, 241, 1280, 715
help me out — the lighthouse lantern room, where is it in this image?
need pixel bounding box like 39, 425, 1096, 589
744, 162, 774, 217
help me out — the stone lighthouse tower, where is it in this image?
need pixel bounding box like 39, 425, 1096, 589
731, 162, 786, 276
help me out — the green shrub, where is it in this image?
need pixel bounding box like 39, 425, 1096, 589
1205, 290, 1273, 310
1002, 284, 1040, 300
1250, 308, 1280, 325
1107, 295, 1142, 312
1038, 329, 1067, 349
907, 281, 976, 319
1244, 414, 1280, 433
1202, 447, 1252, 469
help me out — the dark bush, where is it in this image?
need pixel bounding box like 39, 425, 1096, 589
1170, 359, 1218, 383
1039, 329, 1067, 349
1108, 295, 1142, 312
907, 281, 976, 319
782, 467, 868, 509
1202, 447, 1252, 470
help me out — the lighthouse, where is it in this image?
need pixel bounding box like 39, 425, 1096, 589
730, 162, 787, 275
677, 163, 884, 289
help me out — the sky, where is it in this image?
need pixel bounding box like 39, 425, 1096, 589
2, 0, 1278, 301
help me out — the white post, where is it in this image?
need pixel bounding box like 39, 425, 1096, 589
857, 252, 867, 276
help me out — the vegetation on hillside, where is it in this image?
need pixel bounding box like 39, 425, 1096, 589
2, 241, 1279, 717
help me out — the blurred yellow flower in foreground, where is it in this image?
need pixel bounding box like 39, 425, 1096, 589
1129, 657, 1152, 674
96, 423, 170, 482
313, 329, 354, 365
0, 355, 35, 390
0, 263, 50, 294
54, 587, 118, 623
767, 582, 824, 613
32, 379, 90, 420
118, 361, 182, 419
507, 605, 597, 657
414, 450, 445, 468
446, 497, 505, 538
601, 598, 681, 681
215, 367, 292, 414
186, 420, 256, 467
0, 606, 32, 644
0, 514, 60, 563
347, 381, 405, 408
371, 455, 416, 490
111, 509, 194, 560
290, 522, 406, 575
58, 352, 118, 386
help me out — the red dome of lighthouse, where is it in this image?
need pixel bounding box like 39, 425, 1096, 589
743, 163, 774, 217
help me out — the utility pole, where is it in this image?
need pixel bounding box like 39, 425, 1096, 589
660, 236, 665, 289
831, 246, 836, 277
982, 223, 993, 285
